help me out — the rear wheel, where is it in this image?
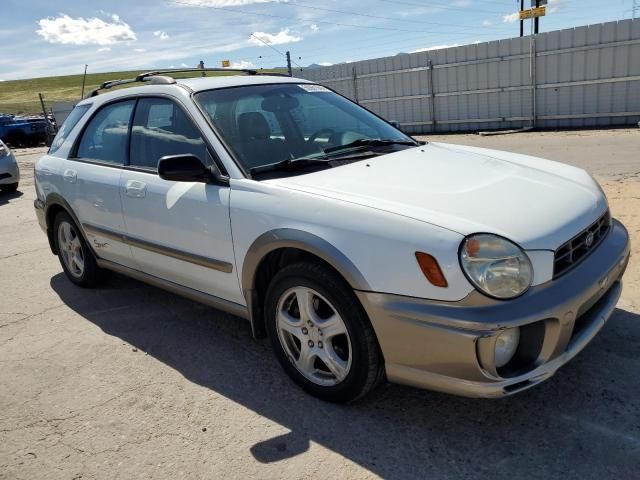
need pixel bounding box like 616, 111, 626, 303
54, 212, 105, 287
265, 262, 384, 402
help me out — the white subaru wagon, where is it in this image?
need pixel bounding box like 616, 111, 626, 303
34, 70, 630, 402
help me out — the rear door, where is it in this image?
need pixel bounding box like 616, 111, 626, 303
63, 99, 136, 268
119, 97, 243, 304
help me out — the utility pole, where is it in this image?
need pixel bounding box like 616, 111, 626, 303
520, 0, 524, 37
80, 64, 88, 99
534, 0, 540, 34
633, 0, 639, 19
286, 51, 293, 77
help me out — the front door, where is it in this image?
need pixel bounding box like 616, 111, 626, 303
119, 97, 243, 305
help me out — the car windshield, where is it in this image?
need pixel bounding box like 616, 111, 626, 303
194, 83, 417, 175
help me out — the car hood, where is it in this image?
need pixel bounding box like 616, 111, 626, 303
267, 142, 608, 250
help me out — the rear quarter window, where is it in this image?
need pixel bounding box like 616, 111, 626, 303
49, 104, 91, 154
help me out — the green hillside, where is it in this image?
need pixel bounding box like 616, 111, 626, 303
0, 68, 286, 115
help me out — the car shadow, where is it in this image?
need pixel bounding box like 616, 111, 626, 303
0, 189, 23, 206
50, 272, 640, 479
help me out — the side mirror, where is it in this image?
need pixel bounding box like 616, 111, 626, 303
158, 154, 227, 184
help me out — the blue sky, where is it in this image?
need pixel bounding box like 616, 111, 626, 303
0, 0, 635, 80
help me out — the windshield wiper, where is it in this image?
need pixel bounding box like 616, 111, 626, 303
249, 149, 387, 177
249, 157, 332, 176
323, 138, 417, 155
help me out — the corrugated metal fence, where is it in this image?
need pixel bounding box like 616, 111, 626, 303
298, 19, 640, 134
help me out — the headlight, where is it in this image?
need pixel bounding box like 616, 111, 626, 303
460, 234, 533, 299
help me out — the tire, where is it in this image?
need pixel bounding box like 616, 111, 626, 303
53, 211, 105, 287
0, 182, 18, 193
265, 261, 384, 402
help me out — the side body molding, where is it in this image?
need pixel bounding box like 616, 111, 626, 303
241, 228, 372, 293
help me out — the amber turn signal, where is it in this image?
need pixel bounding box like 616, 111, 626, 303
415, 252, 448, 287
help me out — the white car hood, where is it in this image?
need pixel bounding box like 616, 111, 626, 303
267, 142, 608, 250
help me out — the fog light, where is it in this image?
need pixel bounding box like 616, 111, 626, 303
494, 327, 520, 368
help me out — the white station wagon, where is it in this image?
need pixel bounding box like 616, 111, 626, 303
34, 69, 630, 402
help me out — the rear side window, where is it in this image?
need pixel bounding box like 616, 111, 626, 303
49, 104, 91, 154
129, 98, 209, 170
76, 100, 135, 165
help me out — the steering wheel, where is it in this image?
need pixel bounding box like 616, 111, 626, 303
307, 128, 336, 144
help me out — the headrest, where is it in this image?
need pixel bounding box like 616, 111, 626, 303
238, 112, 271, 140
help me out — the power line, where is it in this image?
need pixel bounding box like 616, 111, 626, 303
290, 1, 484, 29
250, 33, 303, 69
376, 0, 510, 15
171, 0, 506, 35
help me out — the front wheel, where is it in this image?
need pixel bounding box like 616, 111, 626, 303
265, 262, 384, 402
54, 212, 105, 287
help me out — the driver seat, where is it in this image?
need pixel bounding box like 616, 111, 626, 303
238, 112, 290, 168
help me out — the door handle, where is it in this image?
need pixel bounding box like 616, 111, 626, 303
125, 180, 147, 198
63, 169, 77, 184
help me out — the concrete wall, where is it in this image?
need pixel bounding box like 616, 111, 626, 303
298, 19, 640, 134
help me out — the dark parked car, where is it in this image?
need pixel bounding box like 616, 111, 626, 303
0, 114, 48, 147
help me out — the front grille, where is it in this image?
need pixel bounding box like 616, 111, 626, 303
0, 173, 11, 180
553, 210, 610, 278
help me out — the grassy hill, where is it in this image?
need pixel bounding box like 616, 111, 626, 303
0, 68, 286, 115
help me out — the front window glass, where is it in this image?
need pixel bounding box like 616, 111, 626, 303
130, 98, 210, 170
195, 84, 414, 172
49, 104, 91, 154
76, 100, 135, 165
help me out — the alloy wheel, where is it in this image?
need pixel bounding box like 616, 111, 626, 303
276, 286, 352, 386
58, 221, 85, 278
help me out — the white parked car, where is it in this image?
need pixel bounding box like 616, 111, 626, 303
34, 70, 630, 402
0, 139, 19, 192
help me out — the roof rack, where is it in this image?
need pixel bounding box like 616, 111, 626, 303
87, 68, 264, 98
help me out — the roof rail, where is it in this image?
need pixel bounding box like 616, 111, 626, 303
87, 67, 261, 98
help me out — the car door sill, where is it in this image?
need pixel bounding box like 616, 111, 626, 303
83, 222, 233, 273
96, 258, 250, 320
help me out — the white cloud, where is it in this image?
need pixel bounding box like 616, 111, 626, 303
36, 14, 136, 45
250, 28, 302, 46
228, 60, 256, 69
503, 12, 520, 23
547, 0, 564, 13
310, 24, 319, 32
135, 48, 146, 52
180, 63, 190, 67
319, 61, 332, 66
98, 47, 111, 52
411, 43, 460, 53
482, 20, 492, 26
154, 30, 170, 40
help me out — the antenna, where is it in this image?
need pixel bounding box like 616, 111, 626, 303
634, 0, 639, 19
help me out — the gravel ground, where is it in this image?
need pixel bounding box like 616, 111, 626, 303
1, 129, 639, 480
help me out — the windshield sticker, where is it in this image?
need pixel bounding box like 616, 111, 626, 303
298, 84, 331, 93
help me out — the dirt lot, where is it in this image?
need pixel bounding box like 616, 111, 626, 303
1, 129, 639, 480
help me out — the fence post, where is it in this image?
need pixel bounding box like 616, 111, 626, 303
529, 24, 537, 128
428, 60, 437, 132
352, 65, 359, 103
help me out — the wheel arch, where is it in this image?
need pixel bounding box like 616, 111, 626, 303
44, 193, 95, 257
242, 229, 371, 338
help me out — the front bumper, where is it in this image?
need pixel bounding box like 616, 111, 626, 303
357, 219, 630, 398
